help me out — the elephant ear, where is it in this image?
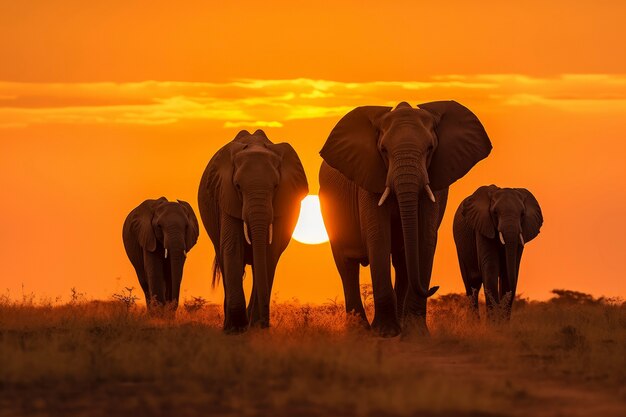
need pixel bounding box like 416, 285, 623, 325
177, 199, 200, 250
131, 197, 168, 252
272, 143, 309, 217
205, 141, 247, 219
320, 106, 391, 193
419, 101, 492, 191
517, 188, 543, 242
462, 185, 498, 239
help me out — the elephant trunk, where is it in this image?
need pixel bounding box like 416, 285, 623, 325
502, 232, 520, 300
393, 154, 437, 300
168, 250, 186, 308
164, 226, 186, 308
247, 208, 271, 328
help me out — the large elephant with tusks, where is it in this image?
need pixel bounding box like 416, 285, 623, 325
319, 101, 492, 336
198, 130, 308, 333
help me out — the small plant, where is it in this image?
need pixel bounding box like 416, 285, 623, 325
300, 304, 312, 327
112, 287, 139, 309
556, 325, 587, 351
69, 287, 86, 304
360, 283, 373, 307
0, 289, 11, 306
21, 283, 36, 306
184, 296, 208, 313
323, 296, 344, 315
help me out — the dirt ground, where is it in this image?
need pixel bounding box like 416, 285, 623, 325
2, 343, 623, 417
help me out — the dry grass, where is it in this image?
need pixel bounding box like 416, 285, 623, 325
0, 290, 624, 417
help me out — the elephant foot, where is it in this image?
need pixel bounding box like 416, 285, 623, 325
224, 308, 249, 334
249, 318, 270, 329
224, 325, 248, 335
371, 315, 401, 338
402, 316, 430, 338
147, 303, 176, 319
345, 312, 371, 332
466, 310, 481, 324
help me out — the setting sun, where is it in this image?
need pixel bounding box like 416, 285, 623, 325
292, 195, 329, 245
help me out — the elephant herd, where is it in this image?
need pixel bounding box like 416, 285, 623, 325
122, 100, 543, 336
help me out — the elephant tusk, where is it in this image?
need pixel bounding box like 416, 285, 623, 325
499, 231, 505, 245
378, 187, 391, 206
269, 223, 273, 245
519, 233, 525, 246
164, 248, 168, 259
243, 222, 252, 245
424, 184, 436, 203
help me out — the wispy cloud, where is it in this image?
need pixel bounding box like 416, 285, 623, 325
1, 75, 625, 128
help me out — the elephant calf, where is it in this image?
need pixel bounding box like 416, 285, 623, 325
198, 130, 308, 332
122, 197, 199, 310
453, 185, 543, 320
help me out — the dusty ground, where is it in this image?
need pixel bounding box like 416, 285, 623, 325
0, 292, 624, 417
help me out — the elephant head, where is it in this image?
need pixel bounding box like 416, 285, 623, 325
320, 101, 492, 298
462, 185, 543, 294
206, 130, 308, 325
133, 197, 200, 304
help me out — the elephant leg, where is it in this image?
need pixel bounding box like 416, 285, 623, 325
247, 283, 257, 323
221, 215, 248, 333
126, 240, 150, 307
362, 195, 399, 337
143, 250, 166, 307
248, 260, 278, 327
477, 236, 500, 323
391, 250, 408, 320
333, 249, 367, 326
134, 264, 151, 307
453, 210, 481, 320
459, 252, 482, 320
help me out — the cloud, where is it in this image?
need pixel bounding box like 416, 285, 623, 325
223, 120, 283, 128
0, 75, 625, 128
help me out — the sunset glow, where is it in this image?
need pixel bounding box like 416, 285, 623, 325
292, 195, 329, 245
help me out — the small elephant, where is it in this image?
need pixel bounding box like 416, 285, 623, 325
453, 185, 543, 320
198, 130, 308, 332
319, 101, 492, 336
122, 197, 199, 309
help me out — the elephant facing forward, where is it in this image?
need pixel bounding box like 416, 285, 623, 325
453, 185, 543, 321
319, 101, 492, 336
123, 197, 199, 310
198, 130, 308, 332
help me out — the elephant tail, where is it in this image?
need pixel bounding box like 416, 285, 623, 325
211, 257, 222, 288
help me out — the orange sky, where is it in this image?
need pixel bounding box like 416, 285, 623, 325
1, 1, 625, 303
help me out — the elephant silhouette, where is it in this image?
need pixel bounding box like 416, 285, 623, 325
319, 101, 492, 336
453, 185, 543, 321
198, 130, 308, 332
122, 197, 199, 310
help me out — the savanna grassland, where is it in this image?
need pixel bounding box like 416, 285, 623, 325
0, 289, 624, 417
